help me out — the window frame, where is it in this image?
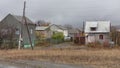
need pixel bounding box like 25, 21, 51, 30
99, 34, 103, 40
90, 27, 96, 31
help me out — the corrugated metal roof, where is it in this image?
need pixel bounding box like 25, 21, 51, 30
89, 22, 98, 27
12, 14, 34, 25
50, 24, 67, 30
68, 28, 79, 34
35, 24, 67, 31
35, 26, 49, 31
58, 25, 67, 30
85, 21, 110, 33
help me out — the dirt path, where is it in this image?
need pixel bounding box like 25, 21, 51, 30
17, 60, 93, 68
0, 59, 92, 68
0, 60, 35, 68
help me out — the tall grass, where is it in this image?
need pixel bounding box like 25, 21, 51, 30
0, 48, 119, 68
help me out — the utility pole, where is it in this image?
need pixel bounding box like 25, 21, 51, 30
23, 1, 34, 50
83, 21, 84, 34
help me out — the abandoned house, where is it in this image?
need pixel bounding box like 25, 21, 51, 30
0, 14, 36, 48
84, 21, 111, 44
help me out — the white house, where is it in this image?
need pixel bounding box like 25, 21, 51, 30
84, 21, 111, 44
49, 24, 68, 37
35, 24, 68, 39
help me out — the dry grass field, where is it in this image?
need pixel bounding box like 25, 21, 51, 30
0, 47, 120, 68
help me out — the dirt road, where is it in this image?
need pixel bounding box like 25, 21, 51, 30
17, 60, 92, 68
0, 60, 92, 68
0, 60, 34, 68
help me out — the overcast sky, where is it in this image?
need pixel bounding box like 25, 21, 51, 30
0, 0, 120, 27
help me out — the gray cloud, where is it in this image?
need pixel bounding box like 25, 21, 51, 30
0, 0, 120, 27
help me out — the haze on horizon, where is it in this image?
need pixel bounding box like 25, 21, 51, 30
0, 0, 120, 27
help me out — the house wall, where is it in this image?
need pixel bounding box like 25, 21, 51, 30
36, 31, 46, 38
85, 33, 110, 44
0, 14, 36, 48
46, 30, 53, 39
63, 30, 68, 37
22, 24, 36, 48
36, 30, 51, 39
0, 14, 21, 41
50, 25, 68, 37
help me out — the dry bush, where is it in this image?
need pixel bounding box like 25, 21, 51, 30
86, 42, 103, 48
0, 25, 17, 49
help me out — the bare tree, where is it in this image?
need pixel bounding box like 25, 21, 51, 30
0, 25, 17, 49
36, 20, 51, 26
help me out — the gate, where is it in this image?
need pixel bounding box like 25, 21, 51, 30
74, 37, 85, 45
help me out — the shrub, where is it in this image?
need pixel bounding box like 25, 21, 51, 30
51, 32, 64, 44
87, 42, 96, 47
86, 41, 102, 48
52, 32, 64, 40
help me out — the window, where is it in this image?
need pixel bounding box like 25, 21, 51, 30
53, 31, 55, 34
30, 29, 33, 34
15, 29, 20, 35
99, 35, 103, 40
90, 27, 96, 31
